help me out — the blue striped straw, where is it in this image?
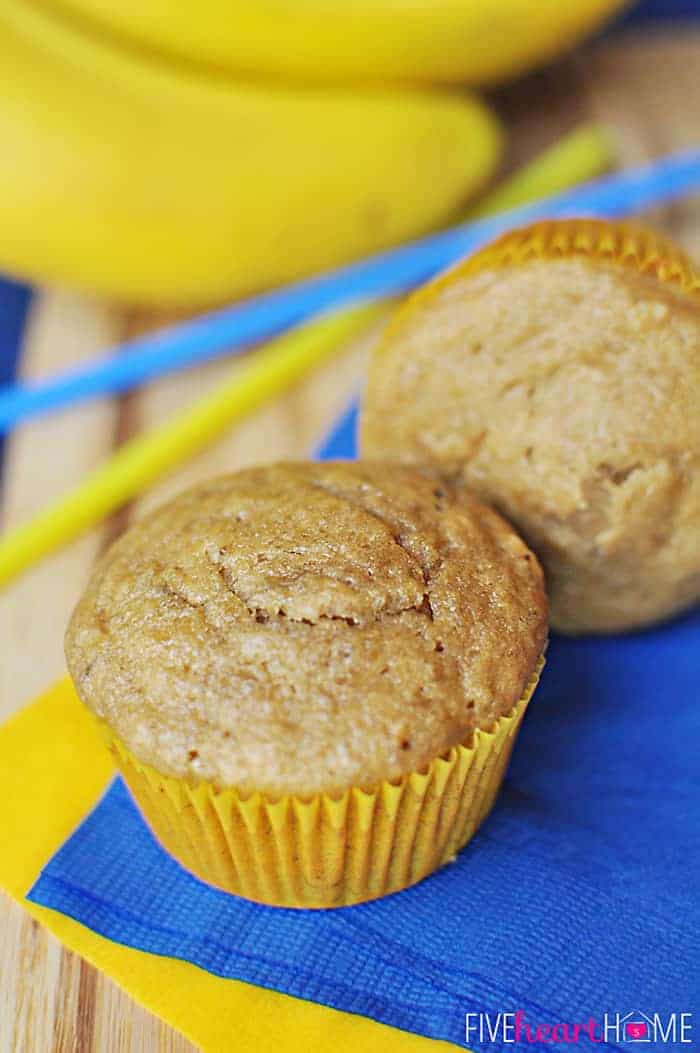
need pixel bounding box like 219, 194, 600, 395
1, 147, 699, 435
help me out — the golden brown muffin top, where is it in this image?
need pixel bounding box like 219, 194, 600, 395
65, 461, 547, 795
362, 253, 700, 633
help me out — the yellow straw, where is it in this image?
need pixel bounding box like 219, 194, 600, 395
469, 123, 613, 217
0, 122, 612, 589
0, 305, 382, 587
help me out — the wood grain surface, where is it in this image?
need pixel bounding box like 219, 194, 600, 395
1, 26, 699, 1052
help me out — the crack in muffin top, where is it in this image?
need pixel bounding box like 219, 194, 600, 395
65, 461, 547, 795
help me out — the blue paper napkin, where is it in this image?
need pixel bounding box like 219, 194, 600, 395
29, 414, 700, 1052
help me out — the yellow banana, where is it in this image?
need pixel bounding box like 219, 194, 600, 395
44, 0, 629, 86
0, 1, 502, 308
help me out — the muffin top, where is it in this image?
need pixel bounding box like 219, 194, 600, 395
362, 228, 700, 633
66, 461, 546, 795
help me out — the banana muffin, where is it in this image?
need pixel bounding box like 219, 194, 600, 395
362, 219, 700, 634
65, 460, 547, 906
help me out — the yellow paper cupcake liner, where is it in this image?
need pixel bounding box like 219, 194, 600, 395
380, 217, 700, 352
95, 658, 543, 909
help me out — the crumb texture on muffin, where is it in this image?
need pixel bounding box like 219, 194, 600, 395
66, 462, 546, 794
362, 253, 700, 633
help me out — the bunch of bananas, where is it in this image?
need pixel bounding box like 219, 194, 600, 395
0, 0, 626, 306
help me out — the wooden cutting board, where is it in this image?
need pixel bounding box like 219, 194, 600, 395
1, 26, 699, 1053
